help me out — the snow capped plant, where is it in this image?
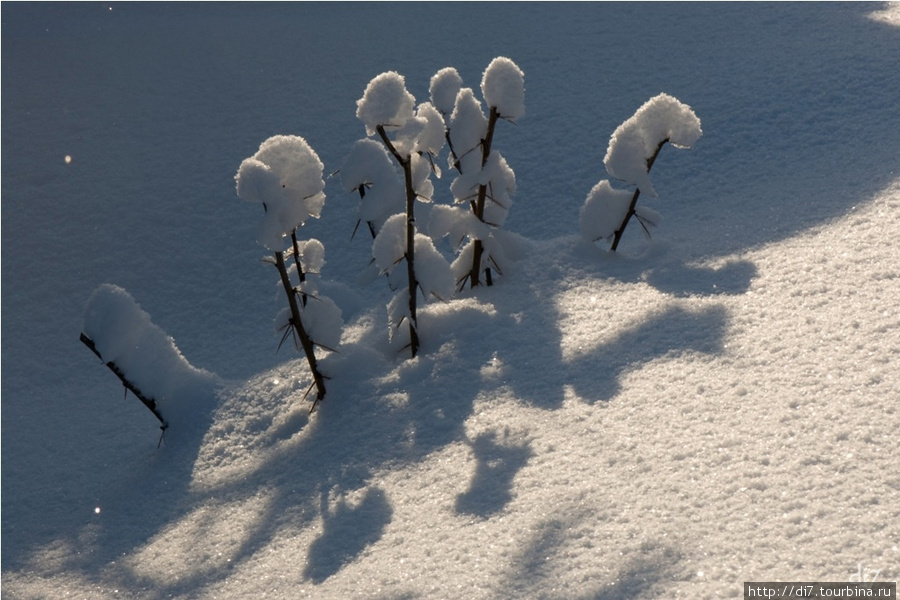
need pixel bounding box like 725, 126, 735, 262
347, 71, 452, 359
356, 71, 416, 137
236, 135, 342, 410
235, 135, 326, 251
580, 93, 701, 251
80, 284, 218, 440
429, 57, 525, 289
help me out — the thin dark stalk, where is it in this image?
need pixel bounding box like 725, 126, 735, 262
274, 250, 326, 409
610, 138, 669, 252
80, 332, 168, 431
469, 106, 499, 287
290, 231, 308, 307
376, 125, 419, 358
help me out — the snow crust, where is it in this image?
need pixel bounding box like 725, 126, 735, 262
604, 93, 702, 198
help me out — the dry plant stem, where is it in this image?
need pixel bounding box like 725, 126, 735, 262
290, 232, 308, 307
610, 138, 669, 252
376, 125, 419, 358
469, 106, 500, 287
274, 250, 327, 405
80, 332, 168, 431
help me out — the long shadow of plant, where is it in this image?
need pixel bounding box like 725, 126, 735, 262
500, 514, 684, 600
566, 303, 729, 403
304, 486, 392, 583
643, 260, 758, 298
455, 431, 534, 518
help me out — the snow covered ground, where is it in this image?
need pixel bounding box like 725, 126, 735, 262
2, 3, 899, 598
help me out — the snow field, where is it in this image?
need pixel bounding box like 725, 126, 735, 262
17, 176, 893, 599
3, 4, 900, 599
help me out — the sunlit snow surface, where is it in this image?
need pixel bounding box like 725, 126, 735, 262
3, 4, 900, 598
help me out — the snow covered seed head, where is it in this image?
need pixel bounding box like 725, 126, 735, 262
390, 102, 446, 159
412, 102, 446, 157
481, 57, 525, 120
430, 67, 463, 117
449, 88, 488, 162
604, 93, 701, 198
235, 135, 326, 251
356, 71, 416, 137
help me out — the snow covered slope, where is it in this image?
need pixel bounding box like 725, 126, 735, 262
2, 3, 899, 598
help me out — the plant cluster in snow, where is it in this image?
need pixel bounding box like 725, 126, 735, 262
84, 60, 703, 423
427, 57, 525, 289
346, 70, 454, 355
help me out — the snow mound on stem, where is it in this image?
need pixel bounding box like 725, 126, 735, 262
481, 57, 525, 120
83, 284, 219, 425
235, 135, 326, 250
604, 93, 701, 198
356, 71, 416, 137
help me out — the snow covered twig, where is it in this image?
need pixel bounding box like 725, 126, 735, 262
580, 93, 701, 252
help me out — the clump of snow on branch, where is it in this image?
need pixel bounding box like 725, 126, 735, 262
83, 284, 218, 423
410, 103, 446, 160
428, 204, 484, 251
427, 57, 525, 288
429, 67, 463, 117
235, 135, 326, 250
356, 71, 416, 137
448, 88, 488, 173
604, 93, 701, 198
412, 235, 454, 302
294, 238, 325, 275
340, 139, 405, 236
372, 215, 453, 343
372, 213, 408, 275
276, 241, 344, 353
579, 180, 635, 242
481, 57, 525, 120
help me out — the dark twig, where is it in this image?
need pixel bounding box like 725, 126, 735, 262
377, 124, 419, 358
610, 138, 669, 252
80, 332, 168, 432
274, 250, 327, 406
469, 106, 500, 288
